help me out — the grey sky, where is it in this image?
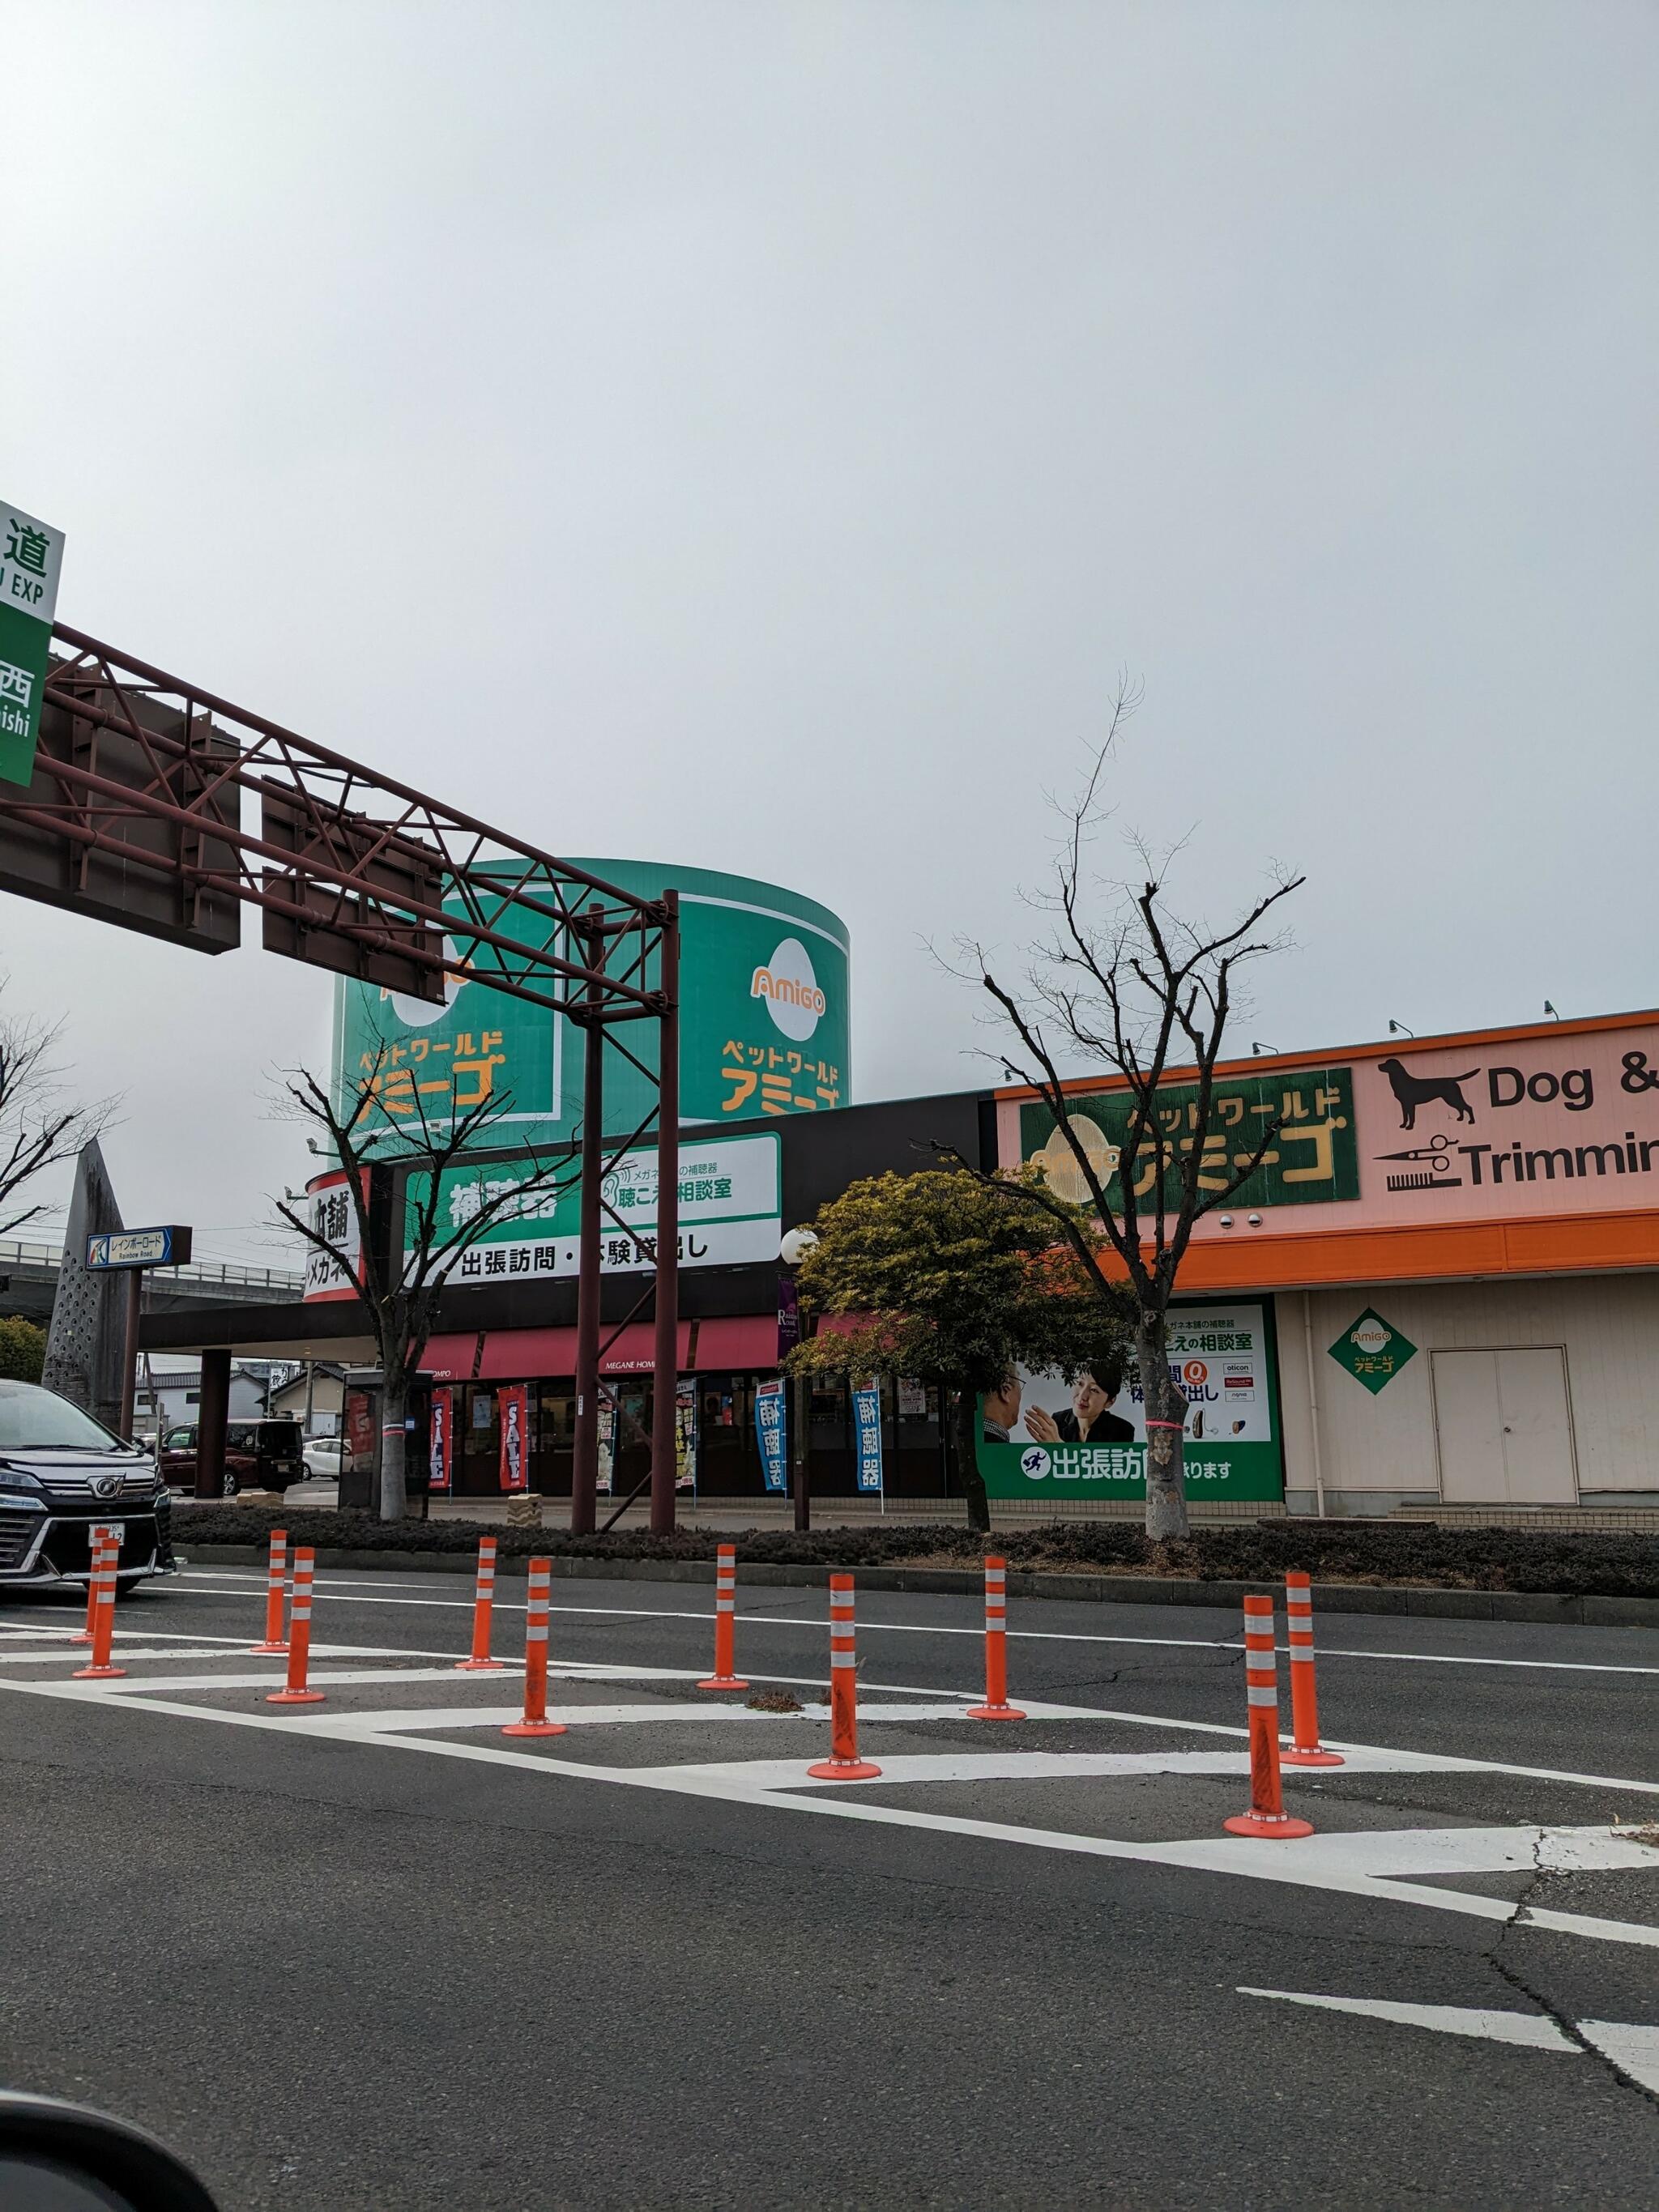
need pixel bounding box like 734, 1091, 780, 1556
6, 2, 1656, 1266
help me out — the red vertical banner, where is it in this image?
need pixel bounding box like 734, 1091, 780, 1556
498, 1383, 530, 1493
429, 1388, 453, 1494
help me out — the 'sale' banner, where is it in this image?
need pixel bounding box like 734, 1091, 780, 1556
429, 1387, 453, 1493
498, 1383, 530, 1492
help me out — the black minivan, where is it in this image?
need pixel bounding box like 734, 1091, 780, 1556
0, 1379, 173, 1589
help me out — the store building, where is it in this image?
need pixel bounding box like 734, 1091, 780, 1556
143, 998, 1659, 1522
989, 1009, 1659, 1521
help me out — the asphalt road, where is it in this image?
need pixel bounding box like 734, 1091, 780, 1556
2, 1564, 1657, 2211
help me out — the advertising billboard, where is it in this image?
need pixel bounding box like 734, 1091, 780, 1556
406, 1129, 781, 1288
975, 1299, 1284, 1502
998, 1017, 1659, 1248
332, 857, 850, 1153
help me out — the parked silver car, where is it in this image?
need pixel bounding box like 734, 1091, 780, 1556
0, 1380, 173, 1590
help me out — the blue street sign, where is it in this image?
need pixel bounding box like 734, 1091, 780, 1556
84, 1225, 194, 1271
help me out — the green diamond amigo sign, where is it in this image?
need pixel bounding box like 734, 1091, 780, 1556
1328, 1306, 1418, 1395
0, 503, 66, 787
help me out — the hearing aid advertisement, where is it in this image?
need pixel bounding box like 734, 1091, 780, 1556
976, 1300, 1284, 1502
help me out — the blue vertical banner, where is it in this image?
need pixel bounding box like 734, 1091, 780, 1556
852, 1378, 884, 1495
755, 1378, 788, 1494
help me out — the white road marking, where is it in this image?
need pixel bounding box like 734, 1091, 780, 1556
1240, 1988, 1659, 2093
1576, 2020, 1659, 2095
1239, 1988, 1579, 2051
6, 1659, 1659, 1953
270, 1698, 1051, 1738
166, 1571, 1659, 1677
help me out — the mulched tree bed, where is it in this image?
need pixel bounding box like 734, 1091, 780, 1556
170, 1505, 1659, 1599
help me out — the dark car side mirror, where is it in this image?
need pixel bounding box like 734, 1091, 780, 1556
0, 2092, 219, 2210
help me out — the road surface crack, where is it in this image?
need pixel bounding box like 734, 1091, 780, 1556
1489, 1828, 1659, 2112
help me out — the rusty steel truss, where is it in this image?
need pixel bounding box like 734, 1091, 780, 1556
0, 622, 680, 1534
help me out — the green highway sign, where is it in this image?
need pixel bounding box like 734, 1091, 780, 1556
1328, 1306, 1418, 1394
0, 502, 66, 787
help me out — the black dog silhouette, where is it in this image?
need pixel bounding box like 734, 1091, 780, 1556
1377, 1056, 1478, 1130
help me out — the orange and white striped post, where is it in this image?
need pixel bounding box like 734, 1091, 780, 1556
1223, 1594, 1312, 1838
249, 1527, 289, 1654
72, 1532, 125, 1679
1281, 1570, 1344, 1768
968, 1555, 1026, 1721
807, 1574, 881, 1780
73, 1524, 115, 1643
267, 1547, 326, 1704
455, 1534, 505, 1672
504, 1556, 566, 1737
697, 1544, 749, 1692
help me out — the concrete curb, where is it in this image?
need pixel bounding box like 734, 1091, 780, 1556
170, 1543, 1659, 1629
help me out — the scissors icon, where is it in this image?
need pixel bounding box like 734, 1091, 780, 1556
1377, 1133, 1457, 1173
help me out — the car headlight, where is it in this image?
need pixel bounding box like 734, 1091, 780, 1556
0, 1462, 43, 1493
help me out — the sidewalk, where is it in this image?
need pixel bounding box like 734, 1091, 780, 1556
273, 1482, 1281, 1530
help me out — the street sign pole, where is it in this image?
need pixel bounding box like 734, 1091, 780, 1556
84, 1227, 194, 1444
118, 1271, 142, 1443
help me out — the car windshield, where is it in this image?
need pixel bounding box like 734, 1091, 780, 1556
0, 1379, 125, 1451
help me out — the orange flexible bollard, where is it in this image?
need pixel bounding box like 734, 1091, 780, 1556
697, 1544, 748, 1691
504, 1557, 565, 1737
1223, 1594, 1312, 1839
807, 1575, 881, 1780
73, 1532, 126, 1680
73, 1523, 115, 1643
267, 1547, 326, 1704
456, 1533, 505, 1672
1280, 1571, 1344, 1768
968, 1555, 1026, 1720
249, 1527, 289, 1654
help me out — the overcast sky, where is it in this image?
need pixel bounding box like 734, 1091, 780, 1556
6, 2, 1657, 1267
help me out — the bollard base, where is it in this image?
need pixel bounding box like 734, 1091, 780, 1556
249, 1641, 289, 1656
967, 1703, 1027, 1721
1223, 1810, 1314, 1838
267, 1688, 326, 1705
1281, 1745, 1345, 1768
72, 1664, 126, 1681
697, 1676, 750, 1693
455, 1659, 507, 1673
503, 1719, 567, 1737
806, 1758, 883, 1780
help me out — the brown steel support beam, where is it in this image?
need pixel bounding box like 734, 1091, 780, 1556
569, 914, 606, 1536
649, 892, 680, 1536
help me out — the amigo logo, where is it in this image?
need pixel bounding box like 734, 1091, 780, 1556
751, 937, 826, 1041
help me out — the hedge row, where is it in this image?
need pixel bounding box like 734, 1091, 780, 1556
169, 1505, 1659, 1598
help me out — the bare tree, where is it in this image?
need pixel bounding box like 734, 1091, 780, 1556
272, 1050, 574, 1522
957, 690, 1302, 1540
0, 995, 113, 1237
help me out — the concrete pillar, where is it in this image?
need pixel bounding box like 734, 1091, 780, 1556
196, 1348, 232, 1500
